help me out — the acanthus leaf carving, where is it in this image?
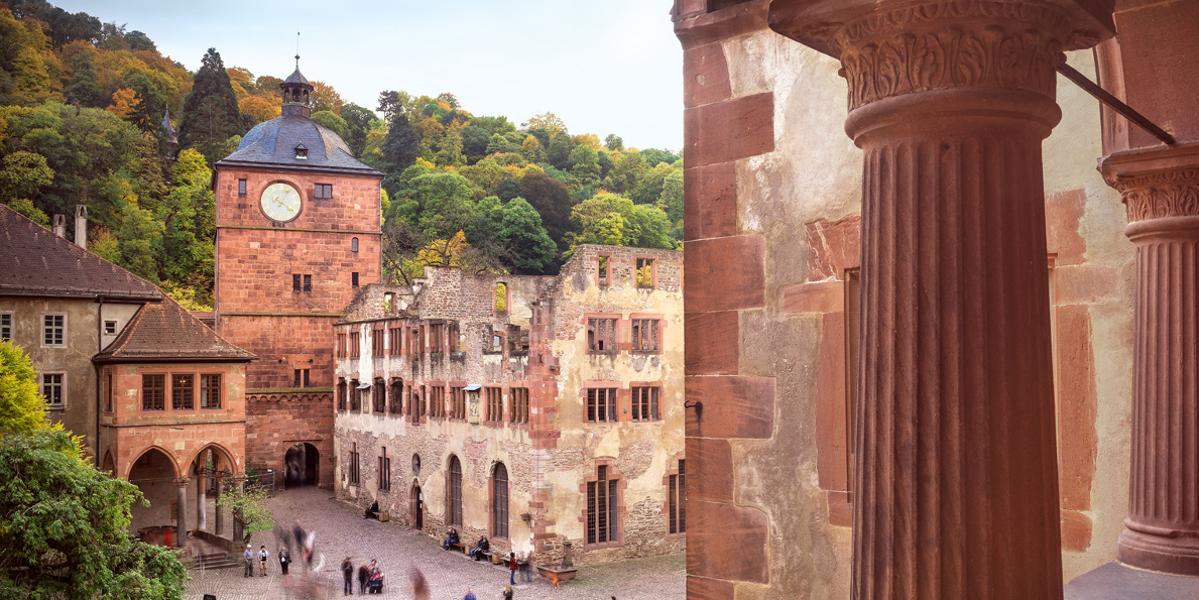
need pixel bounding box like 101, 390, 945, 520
1111, 168, 1199, 222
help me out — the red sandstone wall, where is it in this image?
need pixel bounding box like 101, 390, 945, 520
245, 392, 334, 488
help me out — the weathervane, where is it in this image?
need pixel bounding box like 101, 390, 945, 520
295, 31, 300, 69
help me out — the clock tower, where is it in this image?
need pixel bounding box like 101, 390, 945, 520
212, 60, 382, 487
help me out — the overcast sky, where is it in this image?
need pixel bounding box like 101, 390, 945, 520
55, 1, 683, 150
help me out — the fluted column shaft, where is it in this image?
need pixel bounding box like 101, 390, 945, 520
175, 478, 189, 548
767, 1, 1114, 598
1106, 155, 1199, 575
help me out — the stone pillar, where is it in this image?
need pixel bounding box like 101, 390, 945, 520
767, 2, 1113, 598
214, 476, 224, 536
196, 454, 207, 533
1103, 147, 1199, 575
175, 477, 189, 548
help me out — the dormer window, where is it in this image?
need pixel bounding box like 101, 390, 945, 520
294, 144, 308, 160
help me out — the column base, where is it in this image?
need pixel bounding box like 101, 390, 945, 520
1065, 562, 1199, 600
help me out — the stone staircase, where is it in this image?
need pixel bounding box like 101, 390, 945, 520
187, 551, 241, 570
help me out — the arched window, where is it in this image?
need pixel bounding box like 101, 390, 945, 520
351, 237, 359, 253
492, 463, 509, 539
447, 455, 463, 527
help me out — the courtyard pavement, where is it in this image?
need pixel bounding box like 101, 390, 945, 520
185, 487, 685, 600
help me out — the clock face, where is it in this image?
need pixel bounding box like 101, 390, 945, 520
260, 182, 302, 222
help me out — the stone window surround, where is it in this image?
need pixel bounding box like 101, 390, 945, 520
597, 254, 610, 287
629, 312, 666, 354
137, 369, 226, 415
583, 382, 622, 423
426, 381, 446, 419
585, 313, 622, 355
634, 256, 656, 289
629, 383, 662, 422
41, 312, 66, 348
40, 371, 66, 410
578, 459, 628, 548
508, 384, 530, 426
488, 461, 510, 540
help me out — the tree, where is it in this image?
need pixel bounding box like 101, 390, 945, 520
340, 103, 379, 157
238, 94, 278, 125
567, 191, 675, 254
64, 49, 105, 107
310, 81, 343, 114
0, 341, 187, 599
178, 48, 245, 164
604, 134, 624, 151
216, 484, 274, 545
0, 341, 50, 436
0, 150, 54, 201
496, 197, 557, 274
519, 171, 573, 250
405, 172, 477, 238
381, 112, 421, 173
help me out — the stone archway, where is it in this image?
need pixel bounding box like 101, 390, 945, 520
188, 444, 237, 543
127, 447, 180, 546
284, 442, 320, 488
411, 481, 423, 531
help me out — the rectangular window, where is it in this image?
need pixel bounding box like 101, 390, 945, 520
378, 448, 391, 492
172, 374, 194, 410
429, 386, 445, 418
586, 387, 617, 423
104, 320, 118, 335
631, 319, 660, 353
494, 282, 508, 313
293, 274, 301, 292
41, 373, 65, 409
484, 327, 503, 354
350, 332, 360, 358
429, 322, 445, 354
336, 333, 347, 358
0, 313, 11, 341
586, 465, 618, 544
389, 327, 403, 356
598, 255, 609, 286
303, 274, 312, 292
486, 387, 504, 424
350, 380, 361, 411
510, 387, 529, 424
337, 379, 347, 412
372, 330, 385, 357
237, 178, 247, 197
352, 272, 360, 288
373, 379, 386, 413
42, 314, 64, 346
587, 318, 617, 354
451, 386, 466, 420
349, 443, 360, 486
668, 460, 686, 534
448, 322, 460, 353
142, 374, 165, 411
507, 325, 529, 355
293, 368, 311, 388
314, 183, 333, 199
635, 257, 654, 288
201, 374, 221, 409
389, 379, 403, 414
631, 386, 660, 422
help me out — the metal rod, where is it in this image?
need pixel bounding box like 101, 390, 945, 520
1057, 63, 1175, 146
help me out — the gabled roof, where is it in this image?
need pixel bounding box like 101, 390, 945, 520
94, 297, 254, 363
0, 204, 163, 302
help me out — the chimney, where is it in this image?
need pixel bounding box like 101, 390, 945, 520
52, 214, 66, 238
74, 205, 88, 250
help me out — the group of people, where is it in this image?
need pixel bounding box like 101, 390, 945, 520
340, 558, 384, 595
242, 544, 292, 577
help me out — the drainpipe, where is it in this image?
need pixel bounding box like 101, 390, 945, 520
94, 296, 103, 467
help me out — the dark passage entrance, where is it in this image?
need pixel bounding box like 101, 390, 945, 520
411, 483, 423, 530
284, 443, 319, 488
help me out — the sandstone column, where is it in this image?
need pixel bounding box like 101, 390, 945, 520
768, 2, 1113, 598
214, 476, 224, 536
1102, 146, 1199, 575
175, 478, 189, 548
196, 452, 208, 532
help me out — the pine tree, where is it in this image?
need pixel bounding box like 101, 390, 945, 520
178, 48, 245, 164
381, 112, 421, 172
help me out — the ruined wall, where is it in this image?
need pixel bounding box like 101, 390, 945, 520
675, 1, 1133, 598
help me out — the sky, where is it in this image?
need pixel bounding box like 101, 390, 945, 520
54, 0, 684, 150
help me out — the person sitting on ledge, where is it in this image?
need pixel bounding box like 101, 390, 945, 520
442, 527, 459, 550
363, 500, 380, 520
468, 536, 489, 561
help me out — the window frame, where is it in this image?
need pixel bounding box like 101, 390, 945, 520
41, 313, 66, 347
630, 318, 661, 353
447, 455, 463, 527
509, 387, 529, 424
237, 178, 248, 197
485, 386, 504, 424
585, 387, 618, 423
314, 183, 333, 200
171, 373, 195, 410
40, 372, 66, 410
597, 255, 610, 287
0, 312, 11, 341
378, 447, 391, 492
668, 459, 686, 534
586, 464, 619, 545
200, 373, 222, 409
631, 385, 660, 422
492, 462, 509, 539
141, 373, 166, 412
635, 257, 655, 289
586, 317, 618, 355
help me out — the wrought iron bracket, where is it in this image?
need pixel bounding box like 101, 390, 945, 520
1057, 63, 1175, 146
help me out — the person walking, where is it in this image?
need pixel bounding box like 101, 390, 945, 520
279, 547, 290, 575
358, 562, 370, 594
341, 557, 354, 596
258, 545, 269, 576
507, 552, 518, 586
243, 544, 254, 578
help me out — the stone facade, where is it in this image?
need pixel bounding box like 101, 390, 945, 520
332, 245, 684, 566
213, 138, 382, 489
675, 1, 1134, 598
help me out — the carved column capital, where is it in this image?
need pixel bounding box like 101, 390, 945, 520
1101, 143, 1199, 226
768, 0, 1115, 112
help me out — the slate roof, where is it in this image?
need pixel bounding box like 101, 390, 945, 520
283, 67, 310, 86
0, 204, 163, 301
94, 297, 253, 363
216, 115, 382, 176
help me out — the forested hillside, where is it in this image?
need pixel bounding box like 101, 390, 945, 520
0, 1, 683, 308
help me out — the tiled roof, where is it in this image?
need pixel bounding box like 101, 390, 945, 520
215, 115, 381, 175
94, 297, 253, 363
0, 204, 163, 301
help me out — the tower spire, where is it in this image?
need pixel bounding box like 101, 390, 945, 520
295, 31, 300, 69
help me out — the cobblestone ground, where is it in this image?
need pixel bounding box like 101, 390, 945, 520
185, 487, 685, 600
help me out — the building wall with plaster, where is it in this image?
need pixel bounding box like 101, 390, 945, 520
675, 1, 1134, 597
332, 245, 685, 565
